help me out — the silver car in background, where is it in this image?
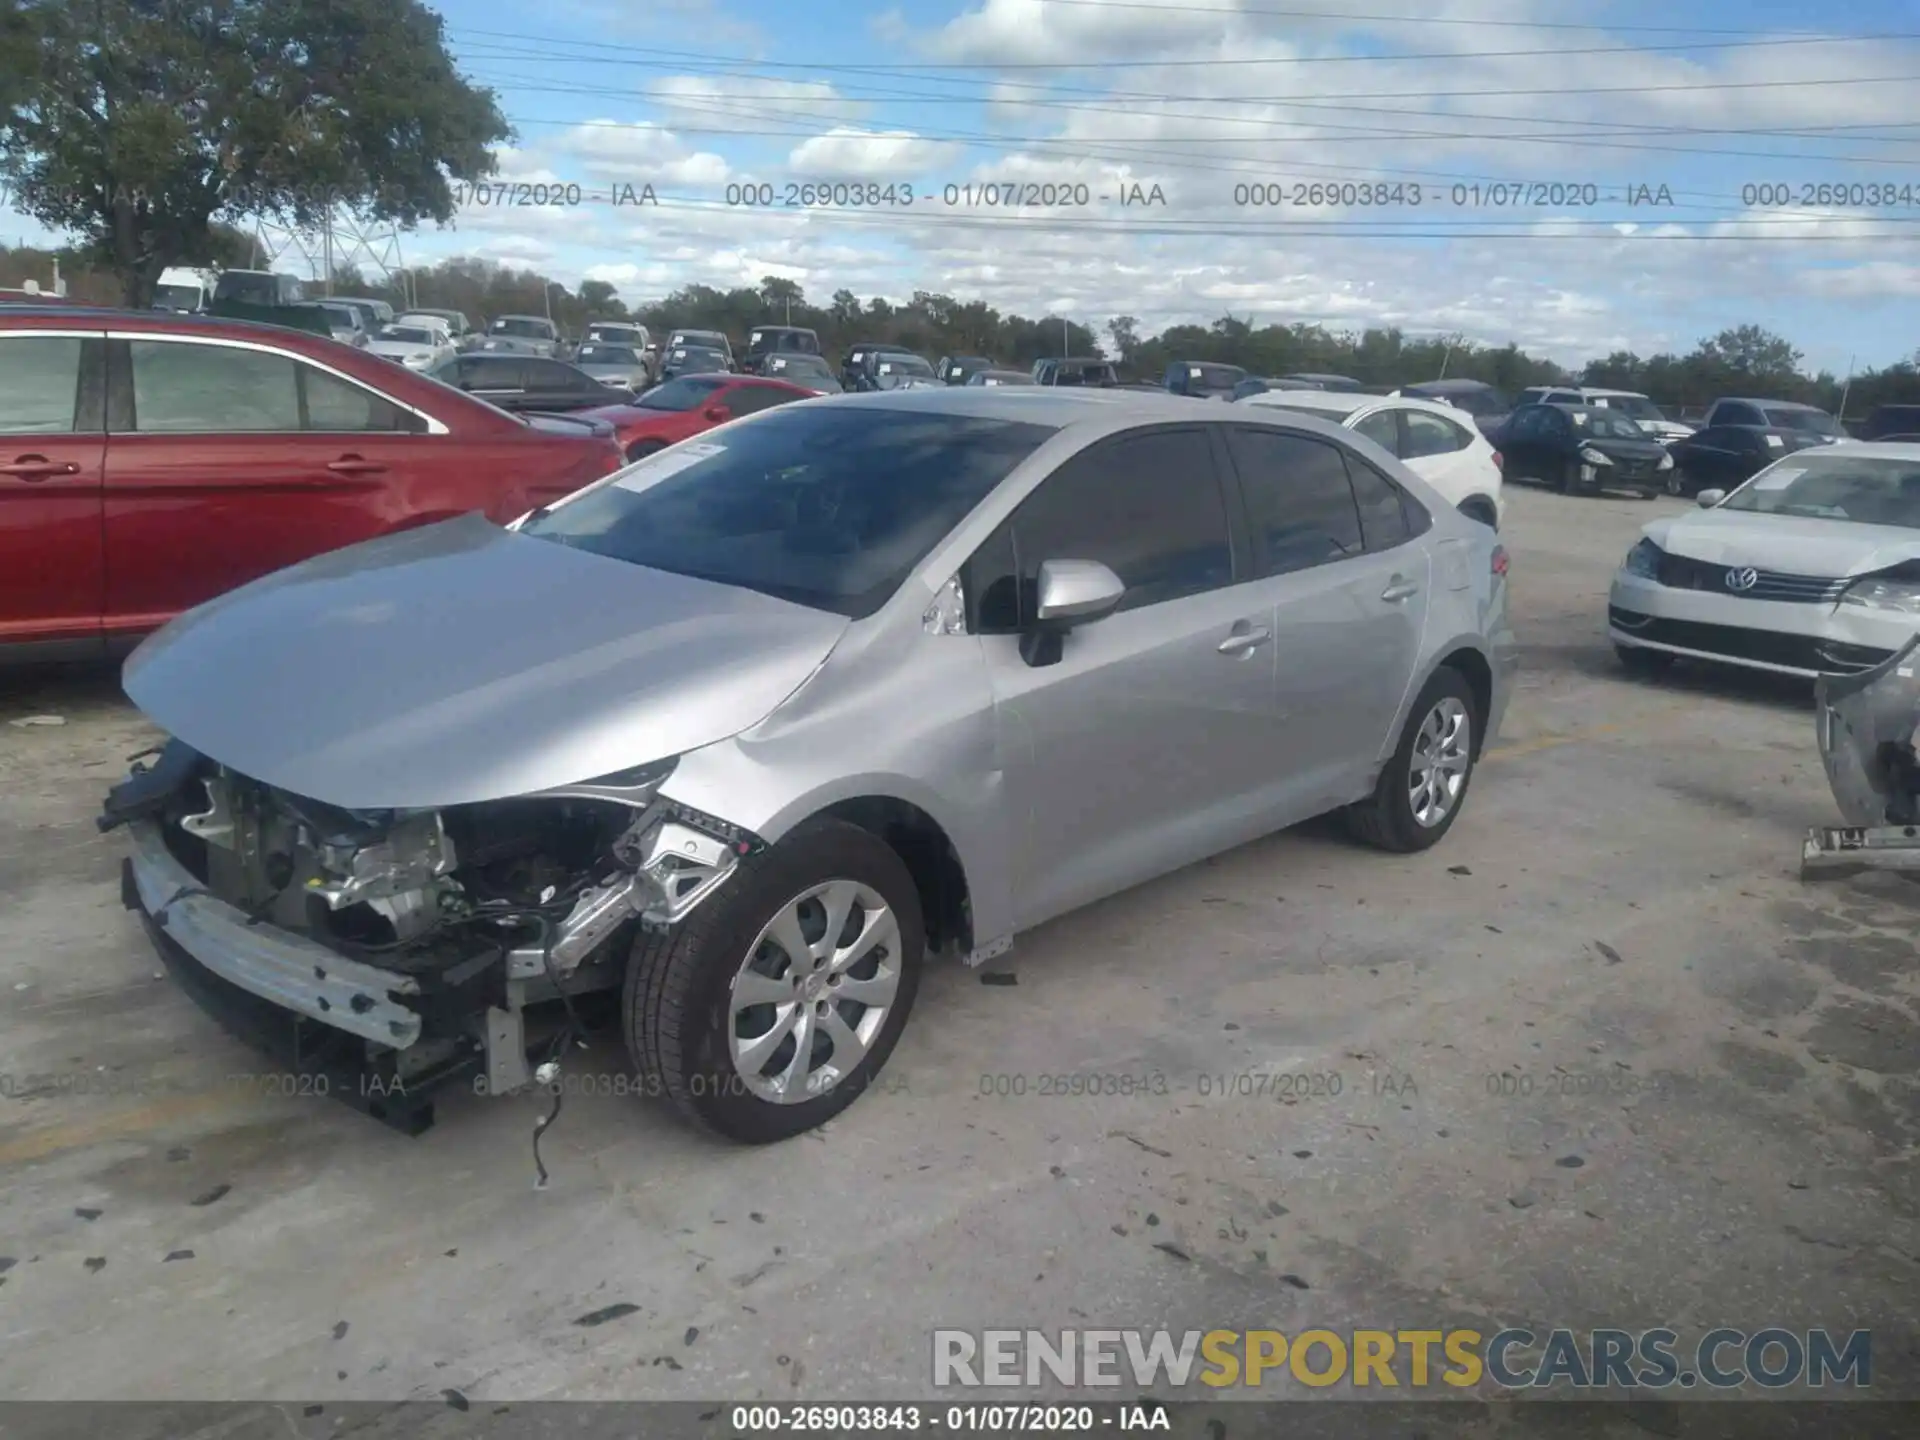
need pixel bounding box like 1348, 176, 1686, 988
1611, 443, 1920, 679
571, 341, 653, 392
102, 390, 1516, 1145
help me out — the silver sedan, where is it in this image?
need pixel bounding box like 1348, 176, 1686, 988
103, 389, 1517, 1144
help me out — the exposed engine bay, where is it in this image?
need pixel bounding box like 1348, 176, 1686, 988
101, 739, 760, 1132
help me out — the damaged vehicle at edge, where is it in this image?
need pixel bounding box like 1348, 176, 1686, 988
101, 388, 1517, 1143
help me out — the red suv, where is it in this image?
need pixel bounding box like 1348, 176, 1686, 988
582, 374, 819, 462
0, 308, 626, 659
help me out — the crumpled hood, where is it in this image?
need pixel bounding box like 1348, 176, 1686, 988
1646, 508, 1920, 578
123, 514, 848, 810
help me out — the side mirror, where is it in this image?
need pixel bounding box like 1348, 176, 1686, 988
1697, 488, 1726, 508
1019, 559, 1126, 667
703, 404, 729, 422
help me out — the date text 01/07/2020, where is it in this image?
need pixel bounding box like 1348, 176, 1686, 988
1230, 180, 1681, 209
721, 181, 1170, 208
729, 1403, 1172, 1432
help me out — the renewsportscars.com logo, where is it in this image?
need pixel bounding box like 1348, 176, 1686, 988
932, 1328, 1872, 1391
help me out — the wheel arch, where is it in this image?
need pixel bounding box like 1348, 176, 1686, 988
795, 794, 975, 958
1430, 643, 1494, 757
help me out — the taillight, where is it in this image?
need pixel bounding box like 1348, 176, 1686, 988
1492, 545, 1510, 577
1491, 451, 1504, 471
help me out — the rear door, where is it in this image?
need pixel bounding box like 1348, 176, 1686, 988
0, 329, 107, 649
102, 333, 437, 632
1219, 425, 1430, 804
968, 426, 1286, 928
521, 358, 609, 412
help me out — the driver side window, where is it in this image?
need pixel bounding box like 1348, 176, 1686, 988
963, 429, 1234, 634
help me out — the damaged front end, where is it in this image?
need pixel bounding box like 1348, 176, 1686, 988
1803, 632, 1920, 881
100, 742, 760, 1133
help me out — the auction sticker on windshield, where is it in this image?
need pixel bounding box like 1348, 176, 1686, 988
614, 441, 727, 494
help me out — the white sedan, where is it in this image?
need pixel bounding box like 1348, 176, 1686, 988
1609, 443, 1920, 679
1240, 389, 1505, 529
367, 321, 456, 372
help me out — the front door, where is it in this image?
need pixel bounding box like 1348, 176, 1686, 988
969, 426, 1287, 930
0, 330, 107, 649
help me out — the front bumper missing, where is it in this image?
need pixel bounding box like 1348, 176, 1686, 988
125, 818, 426, 1048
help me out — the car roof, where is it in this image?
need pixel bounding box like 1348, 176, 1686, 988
1812, 441, 1920, 459
1718, 396, 1821, 410
493, 314, 551, 323
1577, 387, 1650, 398
1404, 378, 1498, 393
813, 384, 1371, 438
1245, 389, 1370, 416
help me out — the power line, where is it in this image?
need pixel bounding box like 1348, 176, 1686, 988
477, 69, 1920, 168
454, 26, 1920, 72
1029, 0, 1835, 36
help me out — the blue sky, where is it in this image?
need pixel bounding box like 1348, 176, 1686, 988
11, 0, 1920, 371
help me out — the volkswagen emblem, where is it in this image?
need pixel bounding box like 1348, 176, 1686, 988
1724, 567, 1760, 592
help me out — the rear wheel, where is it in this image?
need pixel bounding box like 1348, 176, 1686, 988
1345, 667, 1479, 853
623, 819, 924, 1143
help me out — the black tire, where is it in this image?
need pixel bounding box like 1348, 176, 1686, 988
623, 818, 925, 1143
624, 438, 665, 464
1665, 464, 1687, 497
1345, 666, 1480, 853
1615, 643, 1675, 678
1557, 458, 1578, 495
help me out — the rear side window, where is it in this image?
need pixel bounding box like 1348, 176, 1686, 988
0, 335, 90, 433
460, 357, 526, 388
1347, 458, 1422, 549
1222, 428, 1364, 577
999, 429, 1233, 619
1352, 409, 1400, 454
1403, 410, 1471, 459
726, 385, 801, 416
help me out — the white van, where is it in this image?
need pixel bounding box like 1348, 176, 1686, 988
154, 267, 217, 312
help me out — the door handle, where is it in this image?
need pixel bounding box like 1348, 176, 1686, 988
1381, 579, 1421, 603
326, 457, 387, 475
1217, 625, 1272, 655
0, 457, 79, 480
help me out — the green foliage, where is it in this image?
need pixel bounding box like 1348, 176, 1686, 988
0, 0, 508, 305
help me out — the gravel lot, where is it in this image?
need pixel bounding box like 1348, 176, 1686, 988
2, 486, 1916, 1411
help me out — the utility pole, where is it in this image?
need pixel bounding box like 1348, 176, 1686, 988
1062, 317, 1069, 358
1838, 354, 1857, 424
322, 219, 333, 297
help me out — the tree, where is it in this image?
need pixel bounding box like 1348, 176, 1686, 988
1107, 315, 1140, 361
0, 0, 509, 306
759, 275, 803, 312
1694, 325, 1802, 382
578, 279, 626, 318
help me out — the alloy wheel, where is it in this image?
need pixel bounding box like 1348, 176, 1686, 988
727, 880, 902, 1104
1408, 696, 1473, 829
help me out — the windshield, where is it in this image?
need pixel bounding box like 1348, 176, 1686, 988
1765, 406, 1843, 437
380, 326, 435, 345
491, 317, 552, 338
672, 332, 728, 350
214, 274, 280, 304
318, 306, 357, 326
521, 409, 1054, 617
638, 376, 729, 411
1569, 410, 1648, 440
153, 283, 203, 309
1591, 393, 1664, 422
1721, 455, 1920, 528
577, 346, 640, 365
588, 327, 640, 342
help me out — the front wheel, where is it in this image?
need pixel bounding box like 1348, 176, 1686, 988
1666, 464, 1689, 497
1345, 667, 1479, 853
625, 438, 665, 463
623, 819, 925, 1142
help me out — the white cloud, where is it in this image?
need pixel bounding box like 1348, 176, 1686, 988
787, 128, 962, 178
645, 76, 855, 134
556, 121, 732, 186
